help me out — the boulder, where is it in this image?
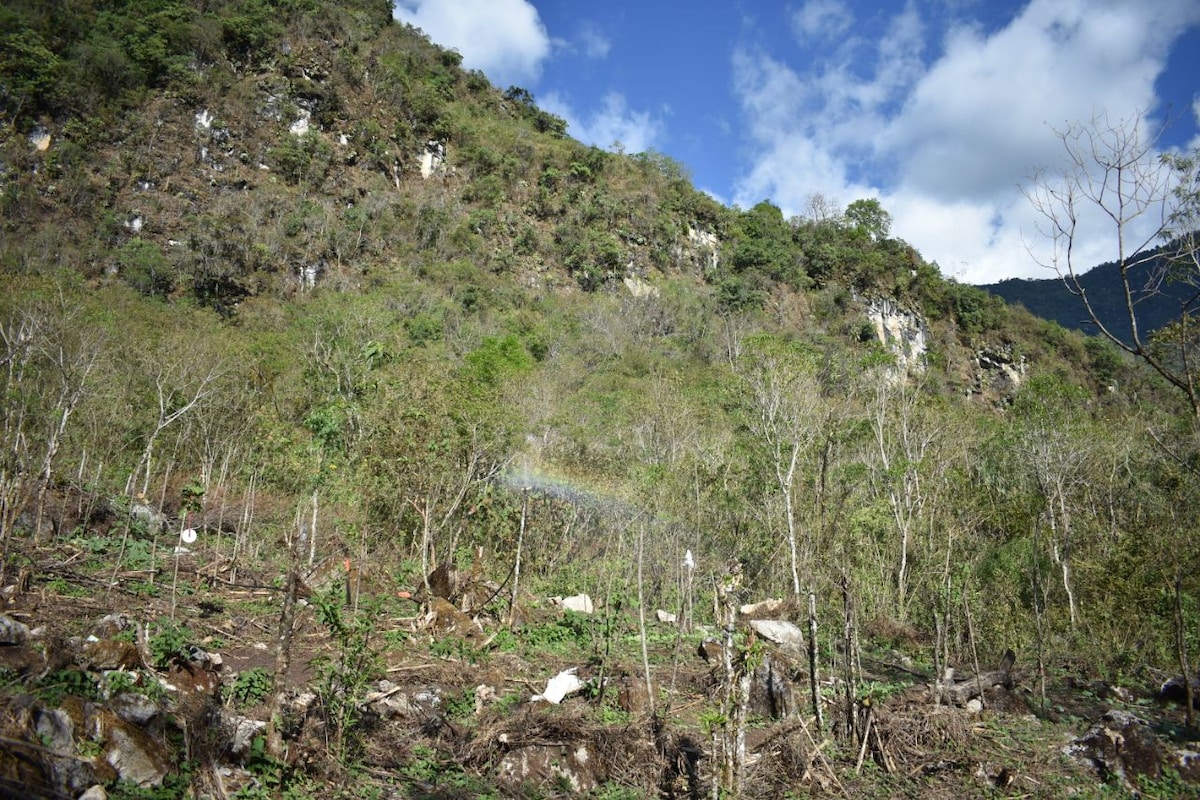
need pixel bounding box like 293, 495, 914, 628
1158, 676, 1200, 709
1065, 710, 1174, 791
748, 652, 798, 719
498, 743, 600, 794
748, 620, 806, 652
0, 614, 31, 645
94, 708, 172, 786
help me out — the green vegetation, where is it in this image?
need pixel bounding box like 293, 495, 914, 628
230, 667, 274, 708
1, 2, 1199, 797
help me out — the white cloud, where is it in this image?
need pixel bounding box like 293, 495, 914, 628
578, 26, 612, 60
393, 0, 550, 87
733, 0, 1200, 283
1192, 96, 1200, 150
541, 93, 664, 155
791, 0, 854, 41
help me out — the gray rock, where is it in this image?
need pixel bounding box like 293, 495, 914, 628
218, 710, 267, 758
0, 614, 31, 644
108, 692, 159, 725
1065, 709, 1172, 791
96, 710, 171, 787
35, 706, 75, 752
748, 619, 806, 651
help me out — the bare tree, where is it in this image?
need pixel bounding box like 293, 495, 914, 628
133, 349, 224, 500
736, 335, 823, 598
0, 296, 105, 545
866, 373, 938, 621
1025, 111, 1200, 418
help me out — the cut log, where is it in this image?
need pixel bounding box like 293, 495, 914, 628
935, 669, 1016, 706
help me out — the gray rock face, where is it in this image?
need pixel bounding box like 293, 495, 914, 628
866, 297, 927, 380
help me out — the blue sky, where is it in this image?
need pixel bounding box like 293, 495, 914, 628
392, 0, 1200, 283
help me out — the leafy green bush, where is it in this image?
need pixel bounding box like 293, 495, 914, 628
115, 239, 173, 297
37, 668, 100, 705
230, 667, 274, 708
522, 611, 595, 655
149, 620, 193, 669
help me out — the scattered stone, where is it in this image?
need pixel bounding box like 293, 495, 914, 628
35, 706, 75, 752
616, 673, 654, 716
739, 598, 786, 618
1179, 750, 1200, 782
0, 614, 31, 645
79, 786, 107, 800
218, 710, 267, 758
554, 594, 595, 614
29, 127, 52, 152
93, 614, 129, 638
84, 639, 141, 671
129, 501, 166, 532
697, 639, 723, 664
187, 645, 223, 671
165, 661, 219, 696
108, 692, 159, 726
94, 709, 172, 787
655, 609, 676, 624
474, 684, 496, 715
419, 140, 446, 178
748, 652, 798, 719
423, 597, 481, 638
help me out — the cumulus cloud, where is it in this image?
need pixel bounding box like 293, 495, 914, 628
540, 92, 664, 155
733, 0, 1200, 283
393, 0, 550, 87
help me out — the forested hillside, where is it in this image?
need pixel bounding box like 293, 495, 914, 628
2, 2, 1199, 798
979, 245, 1193, 345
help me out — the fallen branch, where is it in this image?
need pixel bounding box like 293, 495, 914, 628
934, 669, 1015, 706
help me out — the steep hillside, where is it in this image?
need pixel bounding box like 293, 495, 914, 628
2, 2, 1200, 798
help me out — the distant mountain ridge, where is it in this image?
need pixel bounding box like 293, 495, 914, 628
977, 246, 1193, 344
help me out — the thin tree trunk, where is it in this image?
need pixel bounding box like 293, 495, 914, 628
1175, 572, 1195, 730
267, 509, 308, 760
636, 521, 655, 717
308, 489, 318, 568
808, 590, 824, 730
508, 489, 528, 626
842, 576, 858, 740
